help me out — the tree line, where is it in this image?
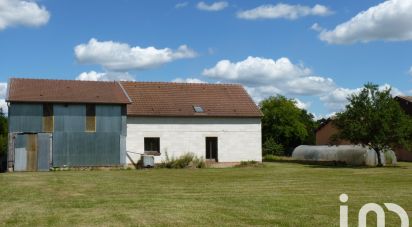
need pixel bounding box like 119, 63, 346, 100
260, 83, 412, 167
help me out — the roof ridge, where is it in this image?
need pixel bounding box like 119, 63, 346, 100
121, 81, 243, 86
9, 77, 119, 84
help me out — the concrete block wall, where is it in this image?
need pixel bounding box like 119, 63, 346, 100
126, 117, 262, 164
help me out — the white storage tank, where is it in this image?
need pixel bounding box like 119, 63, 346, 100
292, 145, 397, 166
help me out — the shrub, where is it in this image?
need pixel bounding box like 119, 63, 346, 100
263, 154, 293, 162
158, 152, 206, 169
235, 160, 263, 168
263, 137, 284, 156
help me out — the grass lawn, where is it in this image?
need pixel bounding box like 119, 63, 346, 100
0, 162, 411, 226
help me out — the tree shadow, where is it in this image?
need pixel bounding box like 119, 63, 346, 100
264, 159, 407, 169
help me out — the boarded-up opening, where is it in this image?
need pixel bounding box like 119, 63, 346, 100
86, 104, 96, 132
26, 134, 38, 171
43, 104, 54, 132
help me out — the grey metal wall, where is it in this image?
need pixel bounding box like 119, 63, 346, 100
52, 104, 125, 167
9, 103, 126, 167
8, 103, 42, 132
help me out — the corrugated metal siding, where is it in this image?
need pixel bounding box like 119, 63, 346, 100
52, 132, 120, 166
121, 115, 127, 136
54, 104, 86, 132
37, 133, 51, 171
96, 105, 122, 133
9, 104, 42, 132
14, 135, 27, 171
120, 135, 126, 165
9, 103, 125, 168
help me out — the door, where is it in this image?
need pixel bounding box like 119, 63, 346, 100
37, 133, 52, 171
205, 137, 218, 162
13, 133, 51, 171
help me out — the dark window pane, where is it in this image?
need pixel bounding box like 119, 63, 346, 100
144, 137, 160, 155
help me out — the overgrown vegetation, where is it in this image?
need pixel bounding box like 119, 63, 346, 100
157, 152, 206, 169
334, 83, 412, 166
260, 95, 317, 156
263, 154, 294, 162
234, 160, 263, 168
0, 109, 7, 156
262, 137, 284, 156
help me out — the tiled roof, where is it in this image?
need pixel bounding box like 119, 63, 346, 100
396, 96, 412, 103
120, 81, 262, 117
6, 78, 131, 104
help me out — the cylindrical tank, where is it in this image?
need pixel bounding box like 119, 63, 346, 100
292, 145, 397, 166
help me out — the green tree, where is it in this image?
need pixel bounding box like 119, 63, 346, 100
260, 95, 316, 155
334, 83, 412, 166
0, 109, 7, 156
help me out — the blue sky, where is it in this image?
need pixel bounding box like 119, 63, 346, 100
1, 0, 412, 117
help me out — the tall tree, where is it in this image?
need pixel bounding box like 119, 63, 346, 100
334, 83, 412, 166
260, 95, 316, 155
0, 109, 7, 156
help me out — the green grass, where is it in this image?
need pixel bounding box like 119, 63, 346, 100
0, 162, 411, 226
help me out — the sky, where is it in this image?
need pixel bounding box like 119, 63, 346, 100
1, 0, 412, 117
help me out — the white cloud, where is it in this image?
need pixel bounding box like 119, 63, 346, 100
237, 3, 332, 20
74, 38, 197, 71
175, 2, 188, 9
0, 82, 7, 113
318, 0, 412, 44
379, 83, 404, 97
320, 87, 361, 112
76, 71, 135, 81
310, 23, 323, 32
172, 78, 207, 83
196, 1, 228, 11
0, 0, 50, 30
320, 84, 403, 112
202, 56, 335, 100
294, 98, 311, 110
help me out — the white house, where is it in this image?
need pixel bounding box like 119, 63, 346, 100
120, 81, 263, 165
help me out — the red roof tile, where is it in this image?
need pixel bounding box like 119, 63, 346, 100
120, 81, 262, 117
7, 78, 131, 104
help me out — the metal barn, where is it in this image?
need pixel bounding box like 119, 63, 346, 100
6, 78, 131, 171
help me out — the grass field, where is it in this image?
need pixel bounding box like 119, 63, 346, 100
0, 162, 411, 226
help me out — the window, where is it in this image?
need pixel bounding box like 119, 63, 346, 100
144, 137, 160, 155
193, 105, 204, 113
86, 104, 96, 132
43, 104, 54, 132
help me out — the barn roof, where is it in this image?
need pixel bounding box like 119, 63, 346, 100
6, 78, 131, 104
120, 81, 262, 117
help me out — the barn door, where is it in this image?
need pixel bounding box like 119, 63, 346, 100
13, 133, 51, 171
206, 137, 218, 162
37, 133, 52, 171
14, 134, 28, 171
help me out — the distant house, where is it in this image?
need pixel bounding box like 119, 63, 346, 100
6, 78, 262, 171
315, 96, 412, 162
315, 118, 350, 145
393, 96, 412, 161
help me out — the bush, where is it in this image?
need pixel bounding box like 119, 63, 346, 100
235, 160, 263, 168
263, 138, 284, 156
157, 152, 206, 169
263, 154, 293, 162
